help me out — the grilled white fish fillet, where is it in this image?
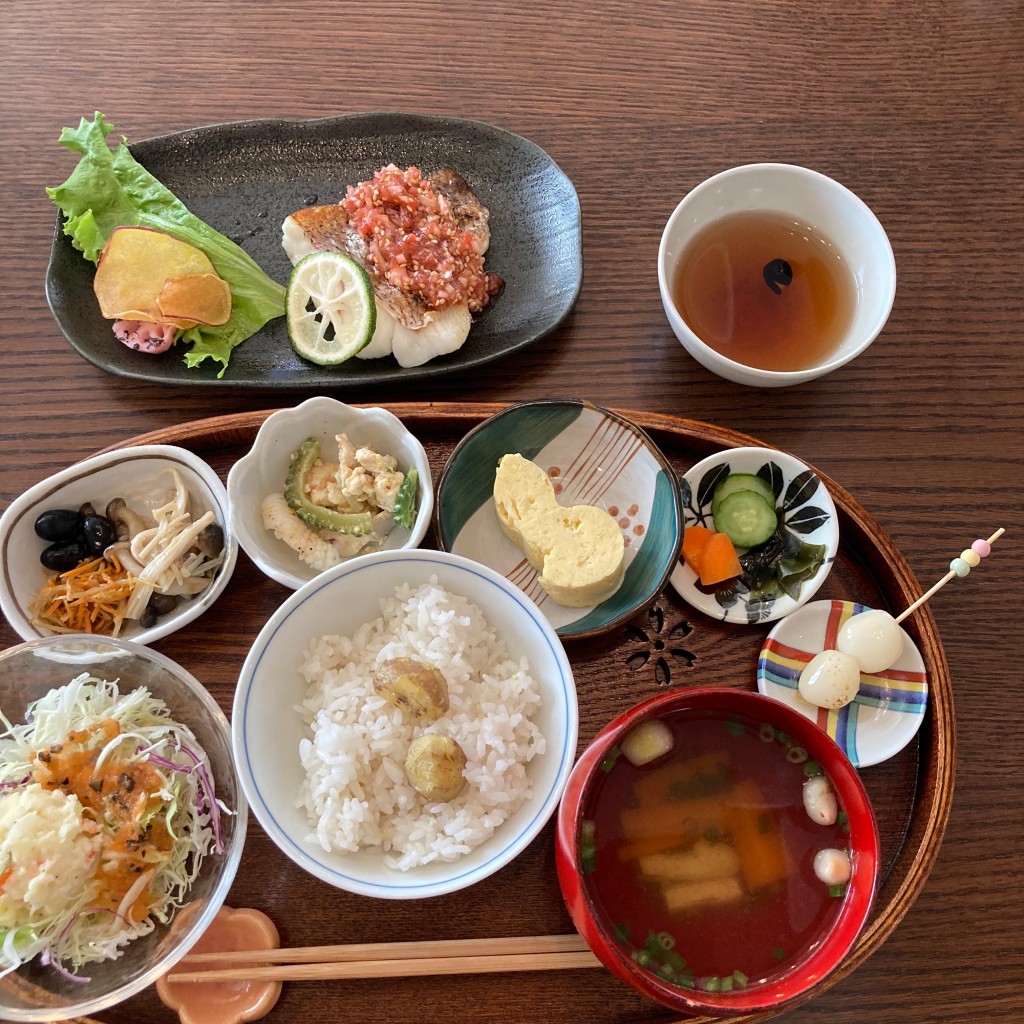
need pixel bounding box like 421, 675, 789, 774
281, 168, 490, 339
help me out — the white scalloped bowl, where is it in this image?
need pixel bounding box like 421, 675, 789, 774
0, 446, 236, 646
227, 397, 433, 591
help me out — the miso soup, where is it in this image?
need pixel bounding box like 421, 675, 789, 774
579, 710, 850, 993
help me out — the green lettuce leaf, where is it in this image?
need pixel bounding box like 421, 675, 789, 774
46, 113, 285, 377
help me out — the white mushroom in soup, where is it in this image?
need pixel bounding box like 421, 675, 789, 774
803, 774, 838, 826
813, 847, 852, 887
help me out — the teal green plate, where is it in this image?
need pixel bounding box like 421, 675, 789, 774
434, 400, 684, 639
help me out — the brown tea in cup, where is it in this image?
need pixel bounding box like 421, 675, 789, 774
672, 211, 856, 372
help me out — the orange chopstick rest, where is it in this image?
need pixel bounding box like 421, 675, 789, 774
157, 907, 282, 1024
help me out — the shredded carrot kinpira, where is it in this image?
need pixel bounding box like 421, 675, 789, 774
31, 554, 136, 637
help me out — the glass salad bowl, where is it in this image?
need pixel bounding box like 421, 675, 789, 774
0, 635, 247, 1022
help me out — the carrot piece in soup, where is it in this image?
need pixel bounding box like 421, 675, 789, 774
722, 780, 790, 890
631, 751, 729, 807
619, 796, 727, 840
682, 523, 715, 573
699, 531, 743, 586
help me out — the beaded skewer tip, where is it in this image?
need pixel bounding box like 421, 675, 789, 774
895, 528, 1005, 624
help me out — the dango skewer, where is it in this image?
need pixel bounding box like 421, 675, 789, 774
799, 528, 1005, 710
894, 527, 1005, 624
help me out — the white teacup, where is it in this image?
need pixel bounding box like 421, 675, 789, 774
658, 163, 896, 387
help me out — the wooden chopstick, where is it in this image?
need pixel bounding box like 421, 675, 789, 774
168, 934, 600, 984
182, 931, 589, 965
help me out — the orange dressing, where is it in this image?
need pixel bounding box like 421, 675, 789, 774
32, 719, 173, 916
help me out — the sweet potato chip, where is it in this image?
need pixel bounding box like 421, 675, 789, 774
157, 273, 231, 326
94, 226, 231, 326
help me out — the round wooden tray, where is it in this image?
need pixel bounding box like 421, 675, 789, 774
88, 402, 952, 1024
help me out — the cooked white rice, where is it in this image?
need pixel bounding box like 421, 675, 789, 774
297, 578, 546, 870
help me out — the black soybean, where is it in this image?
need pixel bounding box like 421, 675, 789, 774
41, 541, 89, 572
148, 593, 179, 616
81, 515, 117, 555
34, 509, 82, 543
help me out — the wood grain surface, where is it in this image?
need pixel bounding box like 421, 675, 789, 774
1, 1, 1021, 1022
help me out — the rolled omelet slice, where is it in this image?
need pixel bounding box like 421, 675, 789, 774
493, 454, 625, 608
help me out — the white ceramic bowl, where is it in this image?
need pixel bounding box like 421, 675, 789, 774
0, 445, 236, 645
227, 396, 433, 590
670, 446, 839, 624
233, 548, 578, 899
658, 163, 896, 386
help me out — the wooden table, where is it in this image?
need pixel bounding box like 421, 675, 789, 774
1, 1, 1021, 1021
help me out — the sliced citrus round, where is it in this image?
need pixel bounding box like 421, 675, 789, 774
286, 252, 376, 365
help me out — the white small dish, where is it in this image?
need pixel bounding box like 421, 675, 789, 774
233, 548, 578, 899
658, 163, 896, 387
227, 396, 433, 590
670, 446, 839, 624
0, 445, 236, 646
756, 599, 928, 767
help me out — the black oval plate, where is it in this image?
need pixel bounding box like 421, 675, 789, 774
44, 112, 582, 388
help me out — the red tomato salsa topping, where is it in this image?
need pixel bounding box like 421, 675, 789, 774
341, 165, 500, 313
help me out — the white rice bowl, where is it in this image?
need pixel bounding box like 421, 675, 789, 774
234, 549, 578, 899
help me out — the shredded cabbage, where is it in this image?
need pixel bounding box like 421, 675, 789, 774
0, 673, 225, 979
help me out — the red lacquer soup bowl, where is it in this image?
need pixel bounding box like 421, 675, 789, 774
555, 687, 879, 1016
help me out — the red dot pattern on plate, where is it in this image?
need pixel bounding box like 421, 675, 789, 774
540, 468, 647, 546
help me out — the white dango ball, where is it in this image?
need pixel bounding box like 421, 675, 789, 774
798, 650, 861, 710
837, 609, 904, 674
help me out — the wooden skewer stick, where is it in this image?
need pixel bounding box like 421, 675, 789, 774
895, 528, 1005, 624
166, 949, 602, 984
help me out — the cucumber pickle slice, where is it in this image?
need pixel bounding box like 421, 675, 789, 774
713, 490, 778, 548
711, 473, 775, 520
